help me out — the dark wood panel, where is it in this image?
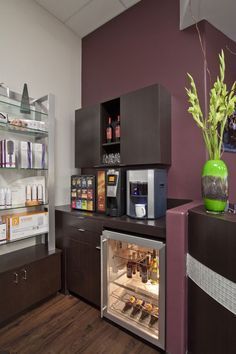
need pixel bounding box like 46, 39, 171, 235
0, 245, 61, 275
0, 294, 160, 354
55, 205, 166, 240
67, 238, 100, 307
75, 104, 101, 168
0, 248, 61, 326
120, 84, 171, 166
64, 213, 104, 234
188, 279, 235, 354
188, 207, 236, 282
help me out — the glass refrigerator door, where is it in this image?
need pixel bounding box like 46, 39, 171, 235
101, 230, 165, 349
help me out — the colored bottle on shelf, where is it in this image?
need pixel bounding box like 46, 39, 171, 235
132, 252, 137, 275
150, 256, 158, 285
141, 257, 148, 283
106, 117, 113, 143
127, 254, 133, 278
115, 115, 120, 142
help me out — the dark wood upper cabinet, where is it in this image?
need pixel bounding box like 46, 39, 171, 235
75, 104, 101, 168
120, 84, 171, 165
75, 84, 171, 168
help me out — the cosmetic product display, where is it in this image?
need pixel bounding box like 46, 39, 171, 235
2, 211, 49, 241
19, 141, 32, 169
0, 188, 12, 207
25, 184, 44, 206
8, 117, 47, 132
0, 140, 16, 168
33, 143, 46, 169
0, 223, 6, 241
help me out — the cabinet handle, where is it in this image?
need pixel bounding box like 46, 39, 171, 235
77, 228, 85, 232
21, 269, 27, 280
96, 246, 101, 251
13, 272, 19, 284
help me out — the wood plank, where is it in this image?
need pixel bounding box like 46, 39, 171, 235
0, 294, 161, 354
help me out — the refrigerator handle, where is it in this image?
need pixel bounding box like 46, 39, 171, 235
101, 236, 108, 317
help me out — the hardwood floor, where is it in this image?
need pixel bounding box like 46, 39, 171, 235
0, 294, 161, 354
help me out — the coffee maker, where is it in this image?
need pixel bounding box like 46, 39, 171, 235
106, 168, 125, 217
126, 169, 167, 219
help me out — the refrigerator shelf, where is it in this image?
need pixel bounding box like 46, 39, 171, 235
108, 287, 159, 339
111, 270, 159, 300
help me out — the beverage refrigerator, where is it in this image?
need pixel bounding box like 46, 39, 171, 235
101, 230, 165, 350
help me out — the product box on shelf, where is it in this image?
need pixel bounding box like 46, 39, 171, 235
0, 223, 7, 241
19, 141, 32, 169
33, 143, 47, 169
0, 139, 16, 168
2, 211, 48, 241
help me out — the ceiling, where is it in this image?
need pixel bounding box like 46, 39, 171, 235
180, 0, 236, 42
34, 0, 141, 38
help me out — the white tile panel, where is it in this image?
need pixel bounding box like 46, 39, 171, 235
66, 0, 125, 37
187, 254, 236, 315
35, 0, 91, 22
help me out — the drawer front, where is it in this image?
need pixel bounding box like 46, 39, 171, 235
65, 214, 103, 234
65, 226, 101, 247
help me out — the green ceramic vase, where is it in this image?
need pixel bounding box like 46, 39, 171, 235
202, 159, 228, 213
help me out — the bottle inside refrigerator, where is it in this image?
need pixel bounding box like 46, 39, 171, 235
101, 230, 165, 349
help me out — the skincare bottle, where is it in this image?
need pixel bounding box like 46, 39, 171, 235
0, 188, 5, 206
26, 184, 32, 201
32, 184, 37, 201
37, 184, 43, 203
5, 188, 12, 206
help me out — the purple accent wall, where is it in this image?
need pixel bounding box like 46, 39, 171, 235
82, 0, 206, 200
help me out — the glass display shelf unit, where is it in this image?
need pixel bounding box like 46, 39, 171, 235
0, 232, 47, 247
0, 96, 48, 117
0, 122, 48, 138
0, 202, 48, 211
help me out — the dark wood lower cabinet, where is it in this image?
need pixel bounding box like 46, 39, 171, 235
67, 237, 101, 307
0, 245, 61, 325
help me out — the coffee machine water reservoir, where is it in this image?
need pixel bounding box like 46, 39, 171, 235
127, 169, 167, 219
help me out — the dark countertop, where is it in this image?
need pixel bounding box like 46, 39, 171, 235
55, 205, 166, 239
189, 205, 236, 223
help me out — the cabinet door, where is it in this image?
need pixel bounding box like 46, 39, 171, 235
22, 253, 61, 308
0, 269, 24, 324
75, 104, 101, 168
67, 237, 101, 307
120, 84, 171, 165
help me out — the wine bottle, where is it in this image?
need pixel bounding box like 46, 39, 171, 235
122, 295, 136, 313
127, 255, 133, 278
131, 299, 145, 317
106, 117, 113, 143
141, 257, 148, 283
132, 252, 137, 275
115, 115, 120, 142
150, 256, 158, 285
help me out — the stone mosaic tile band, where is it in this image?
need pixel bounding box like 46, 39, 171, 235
187, 254, 236, 315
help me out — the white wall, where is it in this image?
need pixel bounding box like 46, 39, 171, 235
0, 0, 81, 206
